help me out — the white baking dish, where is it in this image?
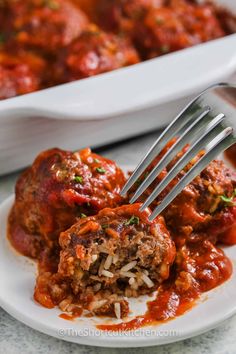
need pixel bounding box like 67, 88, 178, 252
0, 0, 236, 175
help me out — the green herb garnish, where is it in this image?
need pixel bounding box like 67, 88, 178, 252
156, 17, 164, 25
135, 172, 149, 186
94, 158, 100, 163
135, 178, 142, 187
220, 189, 236, 206
96, 167, 106, 174
102, 224, 109, 229
160, 45, 170, 54
0, 33, 5, 44
80, 213, 87, 218
46, 0, 60, 10
125, 216, 140, 226
74, 175, 83, 183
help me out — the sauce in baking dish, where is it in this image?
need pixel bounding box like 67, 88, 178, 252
0, 0, 236, 99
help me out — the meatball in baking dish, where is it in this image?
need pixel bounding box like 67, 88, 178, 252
0, 51, 46, 99
134, 0, 225, 59
34, 204, 176, 318
57, 25, 140, 82
6, 0, 89, 54
8, 148, 126, 258
97, 0, 164, 32
98, 0, 226, 59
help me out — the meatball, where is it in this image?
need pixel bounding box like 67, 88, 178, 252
136, 0, 225, 58
0, 2, 8, 34
34, 203, 176, 318
212, 6, 236, 35
75, 0, 100, 22
97, 0, 164, 33
7, 0, 89, 54
0, 51, 46, 99
128, 142, 236, 245
162, 159, 236, 244
8, 147, 126, 258
225, 144, 236, 169
98, 0, 226, 59
57, 25, 140, 81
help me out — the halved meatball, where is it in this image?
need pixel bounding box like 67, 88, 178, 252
8, 148, 126, 258
34, 203, 176, 318
6, 0, 89, 54
57, 25, 140, 82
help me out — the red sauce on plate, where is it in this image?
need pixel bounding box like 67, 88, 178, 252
225, 145, 236, 169
59, 307, 83, 321
97, 240, 232, 331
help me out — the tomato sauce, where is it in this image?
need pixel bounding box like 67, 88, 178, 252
225, 145, 236, 169
59, 307, 83, 321
97, 239, 232, 331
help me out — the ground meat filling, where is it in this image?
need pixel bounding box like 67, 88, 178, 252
34, 204, 176, 318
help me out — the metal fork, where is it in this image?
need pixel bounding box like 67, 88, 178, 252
120, 83, 236, 221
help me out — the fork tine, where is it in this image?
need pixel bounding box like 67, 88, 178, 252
129, 106, 211, 203
120, 103, 209, 197
139, 114, 225, 211
148, 127, 235, 221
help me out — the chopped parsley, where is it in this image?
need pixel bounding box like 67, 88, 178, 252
160, 45, 170, 54
94, 158, 100, 163
125, 216, 140, 226
45, 0, 60, 10
220, 189, 236, 206
80, 213, 87, 218
135, 172, 149, 186
135, 178, 142, 187
102, 224, 109, 229
156, 17, 164, 25
96, 167, 106, 174
0, 33, 5, 44
74, 175, 83, 183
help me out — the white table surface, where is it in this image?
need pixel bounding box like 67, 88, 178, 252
1, 131, 236, 354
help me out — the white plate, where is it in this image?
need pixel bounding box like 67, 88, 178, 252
1, 162, 236, 347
